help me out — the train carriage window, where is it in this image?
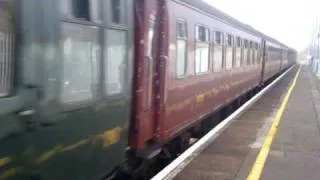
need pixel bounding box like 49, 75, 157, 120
225, 34, 233, 70
244, 40, 248, 48
252, 42, 256, 64
176, 20, 187, 78
213, 31, 223, 72
61, 23, 100, 103
251, 42, 254, 64
243, 39, 248, 66
215, 31, 222, 45
0, 0, 15, 97
227, 34, 233, 46
236, 37, 241, 47
110, 0, 126, 24
60, 0, 130, 103
195, 25, 209, 74
104, 29, 127, 95
235, 37, 241, 67
60, 0, 90, 21
248, 41, 253, 65
195, 25, 209, 42
255, 43, 259, 64
60, 0, 102, 22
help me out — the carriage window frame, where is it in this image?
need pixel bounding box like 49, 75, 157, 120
225, 34, 234, 70
195, 25, 210, 43
212, 30, 224, 72
59, 0, 131, 106
176, 19, 188, 79
195, 24, 210, 75
243, 39, 248, 66
235, 37, 242, 68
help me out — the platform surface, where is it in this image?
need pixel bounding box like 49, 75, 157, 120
175, 65, 320, 180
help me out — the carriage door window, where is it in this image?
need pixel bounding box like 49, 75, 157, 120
195, 25, 209, 74
0, 0, 15, 97
235, 37, 241, 68
225, 34, 233, 70
176, 20, 187, 78
213, 31, 223, 72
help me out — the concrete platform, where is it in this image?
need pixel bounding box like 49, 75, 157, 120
174, 65, 320, 180
259, 66, 320, 180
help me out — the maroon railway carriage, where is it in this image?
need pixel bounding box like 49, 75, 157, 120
129, 0, 294, 155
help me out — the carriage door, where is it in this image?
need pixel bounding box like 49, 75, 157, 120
145, 0, 161, 140
130, 0, 160, 148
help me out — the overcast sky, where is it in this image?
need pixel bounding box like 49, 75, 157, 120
204, 0, 320, 51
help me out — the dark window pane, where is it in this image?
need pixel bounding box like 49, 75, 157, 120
177, 21, 187, 38
237, 37, 241, 47
244, 40, 248, 48
73, 0, 89, 20
196, 26, 209, 42
215, 31, 221, 44
60, 0, 90, 21
111, 0, 121, 23
227, 35, 232, 46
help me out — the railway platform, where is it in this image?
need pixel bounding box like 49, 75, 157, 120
169, 65, 320, 180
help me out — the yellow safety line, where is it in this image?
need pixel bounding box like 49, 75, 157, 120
246, 66, 301, 180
